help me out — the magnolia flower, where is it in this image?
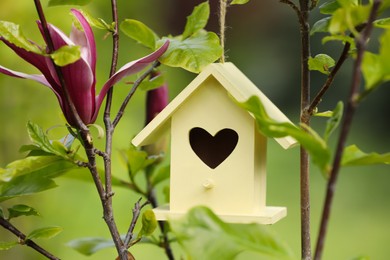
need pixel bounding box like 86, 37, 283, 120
0, 9, 169, 126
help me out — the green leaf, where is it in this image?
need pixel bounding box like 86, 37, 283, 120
121, 146, 157, 178
362, 52, 383, 89
329, 4, 371, 35
139, 73, 166, 91
374, 18, 390, 29
27, 121, 63, 156
150, 165, 170, 186
138, 210, 157, 238
324, 101, 343, 141
182, 1, 210, 39
0, 155, 77, 183
27, 226, 62, 240
26, 122, 75, 159
48, 0, 92, 6
72, 10, 114, 31
0, 21, 43, 54
67, 237, 115, 256
342, 145, 390, 166
157, 30, 222, 73
236, 96, 331, 173
88, 124, 105, 139
0, 174, 58, 202
322, 34, 355, 47
311, 17, 331, 35
171, 207, 295, 260
314, 111, 333, 117
231, 0, 250, 4
319, 1, 342, 14
120, 19, 159, 49
50, 45, 81, 67
7, 204, 39, 220
362, 29, 390, 89
308, 54, 335, 75
0, 241, 18, 250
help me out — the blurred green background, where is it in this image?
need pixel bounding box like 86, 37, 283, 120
1, 0, 389, 259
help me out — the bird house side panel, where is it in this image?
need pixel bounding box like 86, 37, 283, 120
169, 76, 261, 215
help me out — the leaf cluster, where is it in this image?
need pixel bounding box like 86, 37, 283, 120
170, 206, 295, 260
120, 1, 223, 73
0, 21, 81, 67
311, 0, 390, 92
0, 122, 83, 202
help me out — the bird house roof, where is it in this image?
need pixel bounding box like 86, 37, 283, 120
132, 62, 297, 149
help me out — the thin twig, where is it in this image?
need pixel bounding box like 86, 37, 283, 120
97, 0, 127, 258
124, 199, 150, 247
103, 0, 120, 122
112, 61, 161, 127
0, 217, 60, 260
306, 41, 351, 116
314, 1, 382, 259
307, 23, 367, 116
103, 0, 120, 223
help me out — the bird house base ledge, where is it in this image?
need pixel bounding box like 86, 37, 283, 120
153, 205, 287, 225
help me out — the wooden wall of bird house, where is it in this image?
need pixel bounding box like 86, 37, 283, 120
170, 75, 267, 216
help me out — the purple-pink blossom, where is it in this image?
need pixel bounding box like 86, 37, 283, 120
145, 71, 169, 125
0, 9, 169, 126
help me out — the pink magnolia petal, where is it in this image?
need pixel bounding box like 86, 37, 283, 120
60, 58, 95, 124
92, 41, 170, 121
70, 9, 96, 75
0, 65, 50, 87
0, 38, 61, 92
146, 72, 169, 124
38, 21, 95, 124
70, 26, 90, 66
37, 21, 73, 50
0, 64, 66, 115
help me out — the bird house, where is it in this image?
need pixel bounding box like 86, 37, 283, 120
132, 62, 297, 224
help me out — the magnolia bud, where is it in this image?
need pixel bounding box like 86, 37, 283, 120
144, 71, 169, 157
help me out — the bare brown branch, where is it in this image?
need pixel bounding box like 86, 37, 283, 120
0, 217, 60, 260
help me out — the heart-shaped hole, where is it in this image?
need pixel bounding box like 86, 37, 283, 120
189, 127, 239, 169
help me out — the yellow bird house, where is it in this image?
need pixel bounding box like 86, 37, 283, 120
132, 62, 297, 224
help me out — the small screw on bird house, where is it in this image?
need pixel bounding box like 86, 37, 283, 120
132, 62, 297, 224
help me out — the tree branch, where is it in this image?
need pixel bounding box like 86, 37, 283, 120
280, 1, 312, 258
97, 0, 128, 258
112, 61, 161, 128
314, 1, 382, 259
297, 1, 312, 259
124, 198, 149, 247
0, 217, 60, 260
307, 41, 351, 116
33, 3, 124, 256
